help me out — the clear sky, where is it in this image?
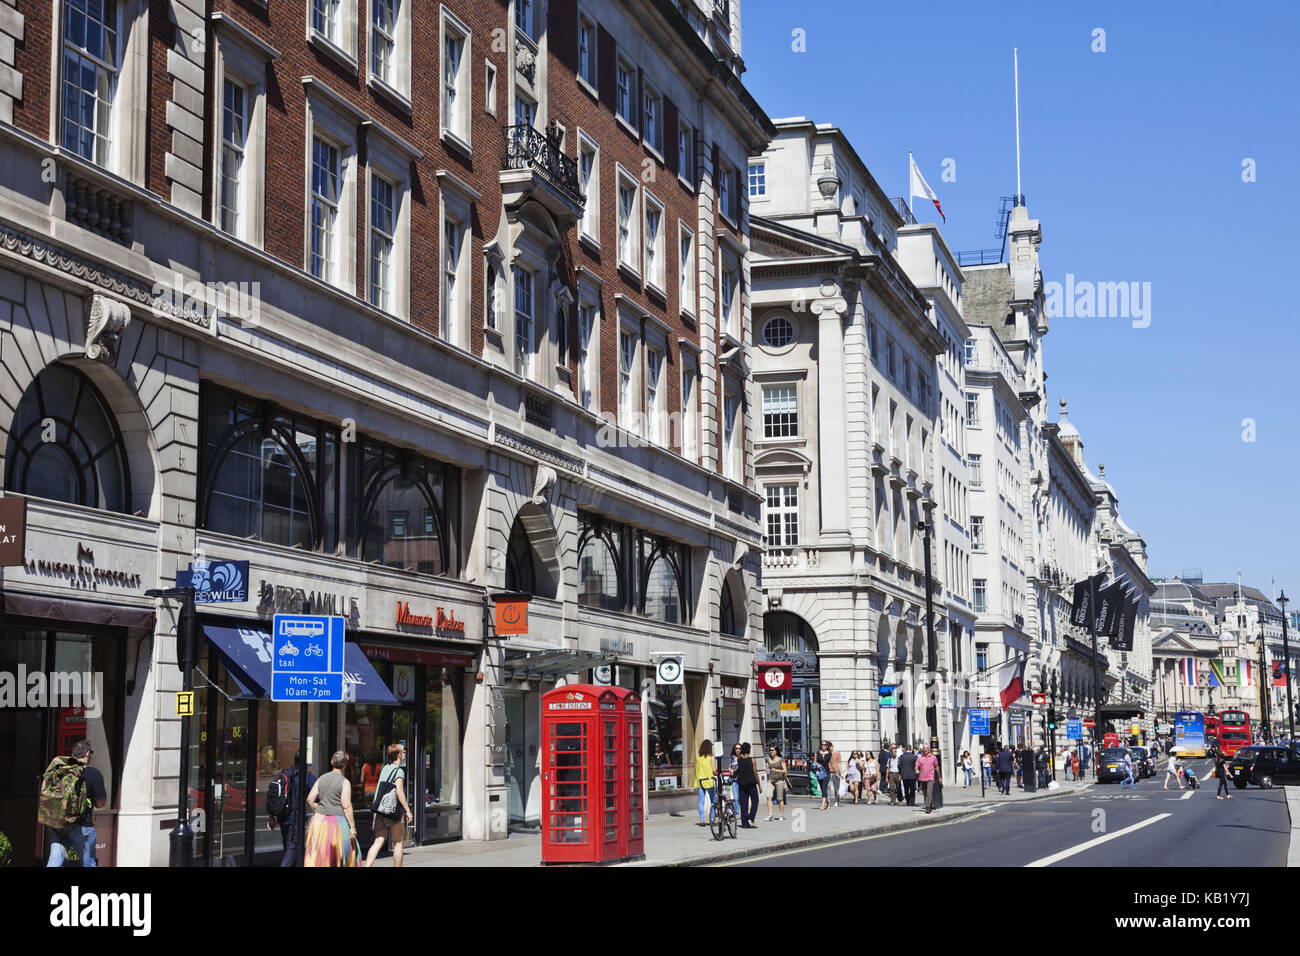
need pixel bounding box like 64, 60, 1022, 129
740, 0, 1300, 597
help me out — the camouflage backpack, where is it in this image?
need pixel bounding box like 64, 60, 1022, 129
38, 756, 87, 832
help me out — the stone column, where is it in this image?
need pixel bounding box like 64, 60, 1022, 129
810, 279, 851, 549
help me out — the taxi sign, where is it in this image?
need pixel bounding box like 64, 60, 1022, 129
271, 614, 346, 701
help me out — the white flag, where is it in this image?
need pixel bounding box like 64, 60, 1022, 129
909, 155, 945, 222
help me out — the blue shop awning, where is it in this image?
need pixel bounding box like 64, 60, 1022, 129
202, 622, 398, 706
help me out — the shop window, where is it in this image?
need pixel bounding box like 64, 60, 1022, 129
5, 364, 130, 513
647, 684, 684, 788
505, 514, 536, 596
577, 522, 623, 612
639, 536, 686, 624
719, 570, 746, 637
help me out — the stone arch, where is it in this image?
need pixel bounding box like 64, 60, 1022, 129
0, 280, 168, 519
505, 500, 560, 600
486, 452, 574, 599
718, 565, 746, 638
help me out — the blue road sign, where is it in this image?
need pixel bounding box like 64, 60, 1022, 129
970, 708, 991, 735
1066, 719, 1083, 739
271, 614, 347, 702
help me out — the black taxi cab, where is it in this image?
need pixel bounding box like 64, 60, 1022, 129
1228, 745, 1300, 789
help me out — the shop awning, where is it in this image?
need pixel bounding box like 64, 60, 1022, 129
202, 622, 398, 705
503, 648, 613, 679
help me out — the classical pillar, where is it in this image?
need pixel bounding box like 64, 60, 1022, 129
810, 279, 851, 549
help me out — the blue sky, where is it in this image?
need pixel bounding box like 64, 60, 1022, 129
741, 0, 1300, 597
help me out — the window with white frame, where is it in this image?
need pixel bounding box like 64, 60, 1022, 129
578, 134, 599, 242
964, 337, 978, 366
441, 12, 470, 147
578, 300, 598, 410
644, 195, 665, 290
485, 61, 498, 116
441, 215, 465, 342
515, 0, 534, 40
313, 0, 342, 45
617, 172, 639, 272
515, 93, 536, 129
370, 0, 397, 86
762, 384, 797, 439
678, 121, 694, 183
616, 58, 635, 128
485, 256, 503, 330
748, 162, 766, 197
61, 0, 120, 166
723, 386, 741, 480
718, 163, 734, 221
643, 83, 663, 153
967, 453, 983, 488
514, 265, 535, 378
219, 79, 248, 235
762, 315, 793, 348
619, 328, 636, 426
975, 640, 988, 668
764, 483, 799, 547
970, 515, 985, 550
310, 135, 341, 283
679, 224, 695, 315
577, 14, 596, 88
720, 262, 739, 338
681, 359, 698, 461
966, 391, 980, 427
369, 171, 396, 311
646, 346, 665, 445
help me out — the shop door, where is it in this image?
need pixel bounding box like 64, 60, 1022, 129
203, 695, 252, 866
504, 691, 539, 829
390, 708, 419, 844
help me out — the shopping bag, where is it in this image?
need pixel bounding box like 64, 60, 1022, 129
837, 775, 848, 798
809, 773, 822, 798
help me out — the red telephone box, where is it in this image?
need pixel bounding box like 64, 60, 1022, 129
541, 684, 644, 865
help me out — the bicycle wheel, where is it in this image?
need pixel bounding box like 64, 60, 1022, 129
726, 803, 738, 839
709, 801, 725, 841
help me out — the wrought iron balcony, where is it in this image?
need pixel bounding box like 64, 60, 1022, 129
500, 123, 584, 210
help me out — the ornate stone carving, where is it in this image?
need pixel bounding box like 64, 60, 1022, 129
809, 277, 847, 320
531, 464, 558, 505
515, 39, 536, 81
85, 294, 132, 363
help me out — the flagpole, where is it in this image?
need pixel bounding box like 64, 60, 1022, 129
1013, 47, 1022, 203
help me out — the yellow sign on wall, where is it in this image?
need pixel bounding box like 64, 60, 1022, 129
176, 691, 194, 716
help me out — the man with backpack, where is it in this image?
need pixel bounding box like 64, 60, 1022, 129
265, 754, 316, 866
40, 740, 107, 867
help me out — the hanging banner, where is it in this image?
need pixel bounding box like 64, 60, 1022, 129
756, 661, 792, 690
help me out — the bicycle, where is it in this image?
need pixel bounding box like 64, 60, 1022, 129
709, 771, 738, 840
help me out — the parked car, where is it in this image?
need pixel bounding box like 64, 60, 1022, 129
1096, 748, 1129, 783
1228, 745, 1300, 789
1130, 746, 1154, 778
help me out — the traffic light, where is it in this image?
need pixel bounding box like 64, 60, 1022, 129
1047, 706, 1057, 731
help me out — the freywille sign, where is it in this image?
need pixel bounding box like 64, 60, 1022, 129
0, 496, 25, 566
176, 560, 249, 603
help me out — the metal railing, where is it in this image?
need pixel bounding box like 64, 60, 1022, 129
501, 124, 583, 205
890, 197, 917, 225
956, 248, 1003, 267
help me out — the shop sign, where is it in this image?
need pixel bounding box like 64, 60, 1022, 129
654, 776, 678, 791
394, 601, 466, 637
593, 664, 614, 685
258, 581, 360, 623
825, 689, 850, 705
600, 637, 634, 656
392, 664, 416, 703
655, 656, 683, 685
879, 684, 898, 709
494, 599, 528, 636
22, 542, 143, 591
721, 686, 746, 700
757, 661, 792, 690
177, 560, 249, 603
359, 644, 473, 668
0, 496, 26, 566
1009, 710, 1027, 725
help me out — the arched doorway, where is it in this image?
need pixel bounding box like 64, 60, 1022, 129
762, 610, 820, 758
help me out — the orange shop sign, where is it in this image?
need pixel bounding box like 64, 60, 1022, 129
495, 599, 529, 636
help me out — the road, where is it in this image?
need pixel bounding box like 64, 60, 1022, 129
727, 759, 1290, 867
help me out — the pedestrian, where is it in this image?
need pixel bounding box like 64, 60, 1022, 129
981, 750, 993, 788
766, 745, 788, 820
844, 750, 863, 804
1163, 751, 1184, 791
863, 751, 880, 804
878, 742, 892, 787
728, 743, 742, 810
995, 744, 1015, 795
899, 743, 919, 807
1071, 749, 1081, 781
41, 739, 107, 868
735, 742, 761, 828
265, 752, 317, 867
916, 745, 941, 814
1036, 746, 1050, 789
1214, 750, 1233, 800
887, 745, 903, 805
695, 740, 717, 826
1015, 743, 1027, 789
363, 742, 414, 867
1120, 749, 1136, 789
960, 750, 973, 788
817, 740, 842, 809
304, 751, 361, 867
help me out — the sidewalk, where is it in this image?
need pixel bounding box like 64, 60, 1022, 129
376, 775, 1096, 868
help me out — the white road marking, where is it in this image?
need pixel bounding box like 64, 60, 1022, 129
1025, 813, 1171, 868
1180, 790, 1195, 800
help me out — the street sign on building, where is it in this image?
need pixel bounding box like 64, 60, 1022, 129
879, 684, 898, 708
271, 614, 346, 702
825, 690, 849, 705
970, 709, 991, 735
176, 559, 249, 603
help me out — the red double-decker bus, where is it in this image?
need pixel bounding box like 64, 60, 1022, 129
1204, 714, 1220, 750
1218, 709, 1252, 757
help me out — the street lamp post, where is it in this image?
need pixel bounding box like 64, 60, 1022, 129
1257, 608, 1271, 742
1280, 591, 1295, 744
145, 585, 198, 868
920, 518, 941, 763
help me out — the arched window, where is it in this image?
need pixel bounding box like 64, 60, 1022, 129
505, 515, 535, 595
719, 570, 745, 637
763, 611, 818, 654
5, 364, 129, 512
577, 521, 623, 612
202, 389, 323, 550
640, 536, 687, 624
359, 443, 447, 575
